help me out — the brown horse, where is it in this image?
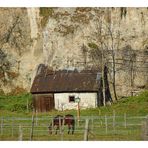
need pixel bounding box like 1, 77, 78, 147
48, 114, 75, 135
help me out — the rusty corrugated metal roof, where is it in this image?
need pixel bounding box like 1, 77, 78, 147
30, 67, 101, 93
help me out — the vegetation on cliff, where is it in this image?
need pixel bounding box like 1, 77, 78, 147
39, 8, 54, 28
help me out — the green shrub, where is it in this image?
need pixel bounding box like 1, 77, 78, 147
9, 104, 26, 112
88, 42, 98, 49
0, 93, 33, 112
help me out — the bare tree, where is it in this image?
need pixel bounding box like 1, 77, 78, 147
98, 8, 122, 101
88, 8, 122, 102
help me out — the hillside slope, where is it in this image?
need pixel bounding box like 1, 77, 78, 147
0, 90, 148, 116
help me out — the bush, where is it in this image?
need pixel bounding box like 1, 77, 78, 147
88, 42, 98, 49
9, 104, 27, 112
0, 93, 33, 112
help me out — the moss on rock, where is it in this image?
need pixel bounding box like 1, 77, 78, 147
39, 8, 54, 28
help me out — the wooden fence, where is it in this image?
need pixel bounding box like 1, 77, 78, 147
141, 115, 148, 141
0, 114, 147, 141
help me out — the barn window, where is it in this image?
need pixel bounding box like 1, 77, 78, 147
69, 96, 75, 102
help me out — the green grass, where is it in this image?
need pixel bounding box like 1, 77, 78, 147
0, 115, 144, 141
0, 93, 33, 113
0, 90, 148, 141
0, 90, 148, 117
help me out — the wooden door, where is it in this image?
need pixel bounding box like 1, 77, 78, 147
43, 95, 55, 112
33, 94, 54, 112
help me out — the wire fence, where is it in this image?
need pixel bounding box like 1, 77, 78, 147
0, 114, 148, 141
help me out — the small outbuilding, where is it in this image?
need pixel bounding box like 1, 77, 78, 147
30, 65, 102, 112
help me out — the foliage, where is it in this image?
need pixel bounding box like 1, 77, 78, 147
0, 93, 33, 112
39, 8, 54, 28
88, 42, 98, 49
120, 8, 127, 19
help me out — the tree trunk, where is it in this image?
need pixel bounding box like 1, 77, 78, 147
112, 54, 118, 101
101, 49, 106, 106
104, 65, 112, 102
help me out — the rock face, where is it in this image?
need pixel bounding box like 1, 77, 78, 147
0, 8, 43, 93
0, 8, 148, 98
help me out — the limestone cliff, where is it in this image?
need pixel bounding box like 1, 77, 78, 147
0, 8, 147, 98
0, 8, 43, 94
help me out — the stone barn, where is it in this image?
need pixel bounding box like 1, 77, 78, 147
30, 66, 102, 112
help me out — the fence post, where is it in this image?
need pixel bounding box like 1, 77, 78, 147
1, 117, 3, 135
59, 116, 62, 135
18, 125, 23, 141
35, 111, 38, 126
74, 116, 77, 130
77, 102, 80, 127
99, 110, 102, 126
51, 116, 54, 134
113, 110, 115, 132
105, 115, 108, 134
61, 117, 64, 141
11, 117, 14, 137
124, 113, 127, 128
84, 119, 89, 141
142, 115, 148, 140
27, 98, 29, 113
30, 114, 35, 141
77, 117, 80, 127
91, 116, 94, 133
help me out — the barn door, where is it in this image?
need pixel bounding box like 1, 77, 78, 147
43, 95, 55, 112
33, 94, 55, 112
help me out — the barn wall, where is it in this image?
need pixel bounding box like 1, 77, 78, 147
54, 92, 97, 110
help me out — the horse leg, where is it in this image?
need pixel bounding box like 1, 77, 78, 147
55, 128, 57, 135
69, 125, 73, 134
72, 124, 74, 134
68, 125, 70, 134
55, 126, 59, 135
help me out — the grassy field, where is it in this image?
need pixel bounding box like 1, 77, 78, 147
0, 114, 145, 141
0, 90, 148, 117
0, 90, 148, 141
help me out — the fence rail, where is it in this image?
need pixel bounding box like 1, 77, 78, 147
0, 115, 147, 141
